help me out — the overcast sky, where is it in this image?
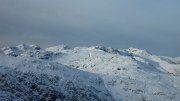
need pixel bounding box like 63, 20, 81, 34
0, 0, 180, 57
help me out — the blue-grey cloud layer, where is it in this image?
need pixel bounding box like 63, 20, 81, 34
0, 0, 180, 56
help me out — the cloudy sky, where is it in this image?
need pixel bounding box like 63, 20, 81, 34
0, 0, 180, 57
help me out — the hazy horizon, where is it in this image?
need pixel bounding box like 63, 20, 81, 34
0, 0, 180, 57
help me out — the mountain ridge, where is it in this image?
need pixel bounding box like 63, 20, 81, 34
0, 44, 180, 101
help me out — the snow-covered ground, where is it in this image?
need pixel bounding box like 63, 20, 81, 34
0, 44, 180, 101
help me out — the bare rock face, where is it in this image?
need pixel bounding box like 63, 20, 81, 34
16, 44, 41, 50
1, 46, 21, 57
37, 51, 53, 59
92, 46, 132, 56
126, 47, 152, 57
94, 46, 120, 54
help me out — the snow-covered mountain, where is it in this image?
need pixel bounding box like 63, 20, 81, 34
0, 44, 180, 101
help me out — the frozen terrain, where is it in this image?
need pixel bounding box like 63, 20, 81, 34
0, 44, 180, 101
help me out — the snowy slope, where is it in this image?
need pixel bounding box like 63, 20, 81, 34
0, 44, 180, 101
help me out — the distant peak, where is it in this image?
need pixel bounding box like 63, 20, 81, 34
16, 44, 29, 49
0, 44, 41, 57
126, 47, 152, 56
46, 44, 70, 53
1, 46, 20, 57
92, 45, 120, 54
16, 44, 41, 50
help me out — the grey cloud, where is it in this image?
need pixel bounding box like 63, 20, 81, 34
0, 0, 180, 56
